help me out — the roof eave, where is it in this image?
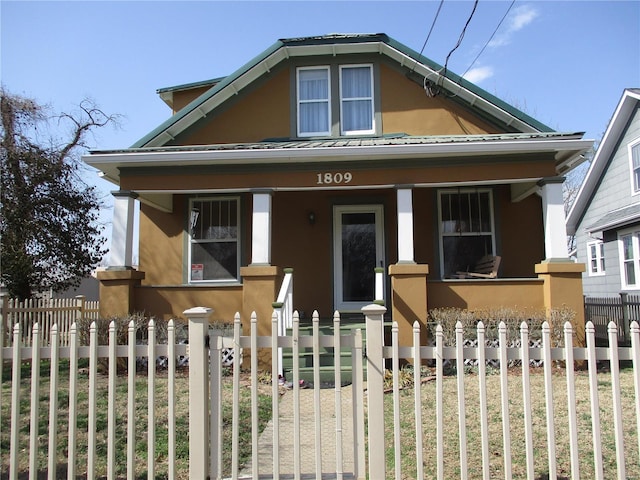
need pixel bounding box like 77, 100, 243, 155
566, 89, 640, 234
86, 137, 593, 186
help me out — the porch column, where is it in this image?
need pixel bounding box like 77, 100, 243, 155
109, 190, 138, 268
97, 190, 144, 318
538, 178, 569, 260
535, 261, 586, 346
396, 186, 415, 263
251, 190, 272, 265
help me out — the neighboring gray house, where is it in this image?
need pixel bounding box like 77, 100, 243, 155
567, 89, 640, 296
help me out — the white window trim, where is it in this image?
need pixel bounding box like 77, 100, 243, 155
188, 196, 241, 284
628, 137, 640, 196
586, 239, 605, 276
437, 188, 496, 278
618, 228, 640, 290
296, 66, 331, 137
339, 64, 375, 136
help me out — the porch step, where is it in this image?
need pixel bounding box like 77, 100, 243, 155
281, 316, 370, 386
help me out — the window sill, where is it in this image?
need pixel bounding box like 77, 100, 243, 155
138, 282, 242, 288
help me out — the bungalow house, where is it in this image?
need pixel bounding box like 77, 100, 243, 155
567, 89, 640, 296
85, 33, 592, 348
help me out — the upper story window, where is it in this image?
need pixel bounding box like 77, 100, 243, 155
189, 197, 240, 283
297, 66, 331, 137
296, 64, 375, 138
339, 65, 374, 135
587, 240, 605, 276
630, 139, 640, 194
438, 189, 496, 278
618, 229, 640, 289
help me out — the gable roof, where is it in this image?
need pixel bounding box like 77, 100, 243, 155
566, 88, 640, 235
132, 33, 554, 148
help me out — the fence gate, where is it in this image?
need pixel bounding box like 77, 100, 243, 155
187, 308, 366, 479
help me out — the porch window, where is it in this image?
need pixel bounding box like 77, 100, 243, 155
339, 65, 374, 135
630, 140, 640, 194
297, 66, 331, 137
619, 229, 640, 289
587, 240, 605, 276
438, 189, 495, 278
189, 197, 239, 282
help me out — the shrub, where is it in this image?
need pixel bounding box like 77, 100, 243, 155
427, 306, 575, 347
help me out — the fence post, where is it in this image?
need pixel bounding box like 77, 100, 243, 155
184, 306, 213, 479
0, 293, 6, 347
362, 303, 387, 478
75, 295, 86, 323
620, 292, 631, 343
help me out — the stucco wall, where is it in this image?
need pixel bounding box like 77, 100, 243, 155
164, 58, 503, 148
175, 67, 291, 145
379, 63, 500, 136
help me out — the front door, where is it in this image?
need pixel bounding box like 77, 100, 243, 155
333, 205, 385, 311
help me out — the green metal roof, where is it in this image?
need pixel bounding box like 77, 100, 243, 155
156, 76, 226, 94
132, 33, 554, 149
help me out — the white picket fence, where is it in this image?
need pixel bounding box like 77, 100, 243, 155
1, 305, 640, 479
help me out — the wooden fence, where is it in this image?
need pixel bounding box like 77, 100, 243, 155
2, 306, 639, 479
1, 295, 99, 347
584, 293, 639, 343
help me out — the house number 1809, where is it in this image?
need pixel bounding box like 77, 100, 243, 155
316, 172, 353, 185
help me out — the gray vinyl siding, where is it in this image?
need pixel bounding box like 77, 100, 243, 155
576, 106, 640, 296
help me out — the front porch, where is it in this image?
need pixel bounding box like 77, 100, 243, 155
98, 177, 586, 364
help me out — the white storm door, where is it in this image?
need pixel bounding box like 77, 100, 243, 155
333, 205, 384, 311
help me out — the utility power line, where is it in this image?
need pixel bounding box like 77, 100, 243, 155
461, 0, 516, 79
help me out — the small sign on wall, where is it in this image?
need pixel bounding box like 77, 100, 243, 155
191, 263, 204, 280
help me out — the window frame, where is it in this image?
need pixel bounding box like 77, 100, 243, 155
628, 138, 640, 196
586, 239, 605, 276
437, 188, 496, 279
618, 228, 640, 290
296, 66, 331, 137
188, 196, 241, 284
339, 64, 375, 136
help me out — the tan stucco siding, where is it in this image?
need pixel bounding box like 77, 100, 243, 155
120, 156, 557, 192
134, 285, 243, 323
412, 188, 437, 266
270, 189, 397, 316
139, 199, 186, 285
379, 63, 501, 136
497, 187, 545, 276
428, 279, 545, 311
171, 86, 213, 113
177, 67, 291, 145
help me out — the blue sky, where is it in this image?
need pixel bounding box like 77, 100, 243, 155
1, 0, 639, 257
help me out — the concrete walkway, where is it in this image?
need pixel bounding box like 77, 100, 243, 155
238, 385, 359, 479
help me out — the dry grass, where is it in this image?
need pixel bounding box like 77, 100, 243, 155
384, 365, 640, 479
1, 360, 271, 479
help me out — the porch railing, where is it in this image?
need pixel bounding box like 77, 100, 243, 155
273, 268, 293, 378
